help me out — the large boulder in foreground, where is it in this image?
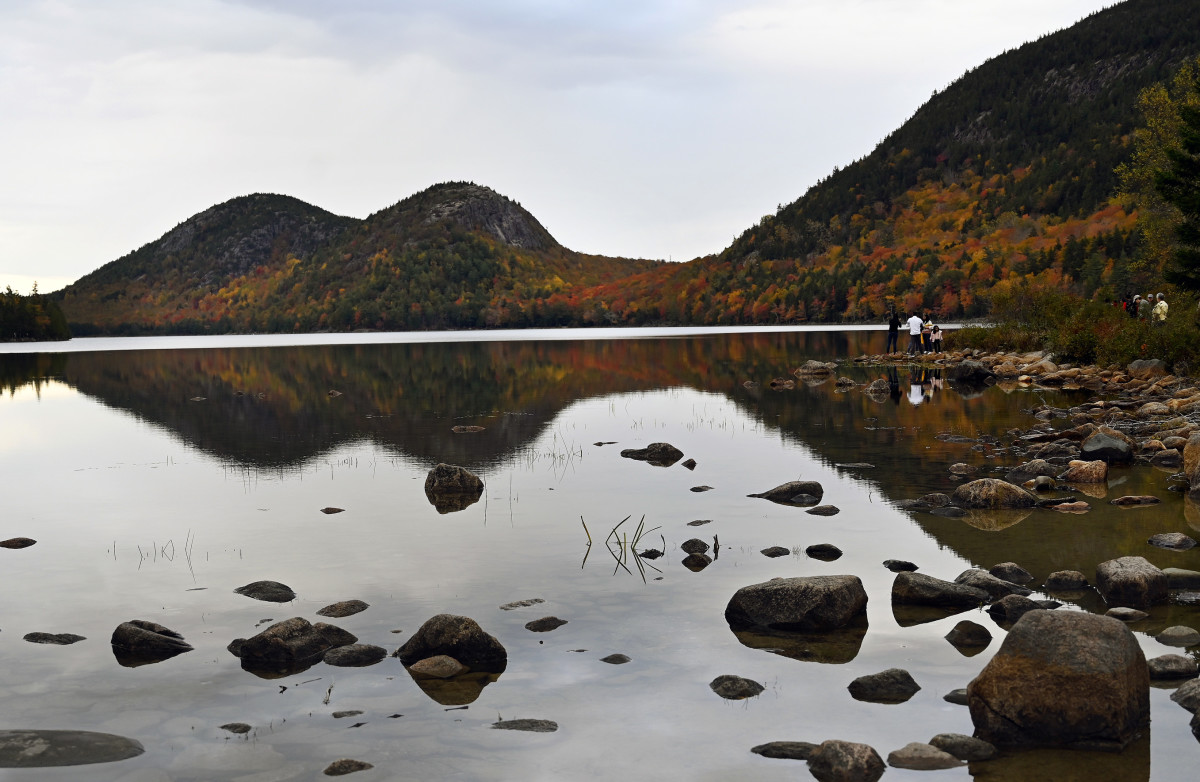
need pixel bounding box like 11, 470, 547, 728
724, 576, 867, 633
619, 442, 684, 466
1096, 556, 1168, 608
951, 479, 1036, 509
393, 614, 508, 673
110, 620, 193, 667
424, 463, 484, 513
807, 740, 885, 782
1185, 433, 1200, 497
967, 610, 1148, 750
746, 480, 824, 506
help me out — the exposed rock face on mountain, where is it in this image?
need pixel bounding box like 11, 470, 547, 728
415, 183, 558, 251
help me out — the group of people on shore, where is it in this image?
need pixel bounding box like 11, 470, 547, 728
886, 311, 942, 355
1119, 293, 1169, 324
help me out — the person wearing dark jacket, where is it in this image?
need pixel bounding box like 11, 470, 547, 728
886, 311, 900, 353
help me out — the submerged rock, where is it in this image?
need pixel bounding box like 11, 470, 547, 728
491, 719, 558, 733
682, 553, 712, 571
805, 505, 841, 516
499, 598, 545, 610
967, 611, 1148, 750
710, 674, 765, 700
23, 633, 86, 645
1148, 532, 1197, 550
0, 730, 144, 768
324, 758, 374, 775
619, 442, 684, 466
393, 614, 507, 673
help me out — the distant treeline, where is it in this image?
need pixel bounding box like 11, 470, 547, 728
0, 288, 72, 342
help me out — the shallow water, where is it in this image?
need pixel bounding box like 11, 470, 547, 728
0, 329, 1197, 781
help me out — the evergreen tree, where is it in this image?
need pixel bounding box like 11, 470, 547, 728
1155, 78, 1200, 291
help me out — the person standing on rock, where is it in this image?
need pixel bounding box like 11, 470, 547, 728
886, 310, 900, 353
906, 312, 924, 355
930, 324, 943, 352
1153, 293, 1168, 325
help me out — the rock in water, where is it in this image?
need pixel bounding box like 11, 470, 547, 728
1155, 625, 1200, 646
1080, 427, 1134, 464
710, 674, 765, 700
847, 668, 920, 704
23, 633, 86, 645
110, 620, 193, 667
393, 614, 508, 673
1147, 654, 1198, 679
886, 742, 963, 770
1057, 459, 1108, 483
951, 479, 1037, 509
618, 442, 684, 466
408, 655, 468, 678
928, 733, 996, 761
681, 538, 709, 555
491, 719, 558, 733
317, 600, 369, 618
724, 575, 867, 633
967, 610, 1148, 750
944, 620, 991, 650
324, 758, 374, 775
954, 568, 1033, 599
750, 741, 817, 760
747, 480, 825, 506
891, 572, 988, 608
1096, 556, 1168, 608
424, 463, 484, 513
1171, 678, 1200, 712
323, 644, 387, 667
235, 618, 357, 673
0, 730, 144, 767
234, 581, 296, 603
524, 617, 567, 632
1148, 532, 1197, 550
807, 740, 885, 782
1044, 570, 1088, 590
0, 537, 36, 549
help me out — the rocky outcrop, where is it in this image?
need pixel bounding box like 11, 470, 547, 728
1096, 556, 1168, 608
967, 611, 1148, 750
724, 576, 867, 633
424, 464, 484, 513
951, 479, 1037, 509
393, 614, 508, 673
619, 442, 684, 466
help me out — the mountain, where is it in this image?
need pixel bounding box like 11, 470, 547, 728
550, 0, 1200, 325
56, 183, 660, 334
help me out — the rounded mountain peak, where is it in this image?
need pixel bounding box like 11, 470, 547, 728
375, 182, 560, 252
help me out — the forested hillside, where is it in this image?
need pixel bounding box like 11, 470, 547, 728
0, 287, 71, 342
56, 184, 659, 334
549, 0, 1200, 325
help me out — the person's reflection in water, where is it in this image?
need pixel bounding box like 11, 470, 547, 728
887, 366, 902, 406
930, 368, 944, 395
908, 369, 928, 406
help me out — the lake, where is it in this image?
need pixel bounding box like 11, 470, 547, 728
0, 327, 1197, 781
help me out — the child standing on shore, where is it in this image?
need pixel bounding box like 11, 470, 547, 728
930, 325, 943, 352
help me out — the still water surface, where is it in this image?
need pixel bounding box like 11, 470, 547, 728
1, 328, 1197, 781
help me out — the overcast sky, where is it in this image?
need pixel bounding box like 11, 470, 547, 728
1, 0, 1117, 293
